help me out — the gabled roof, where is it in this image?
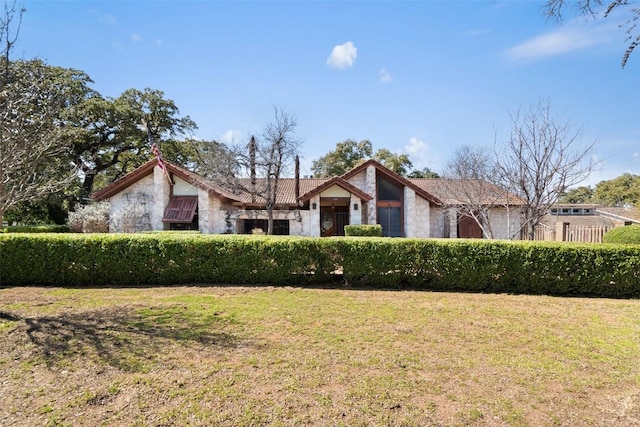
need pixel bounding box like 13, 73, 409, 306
409, 178, 525, 206
341, 159, 442, 205
228, 178, 329, 207
298, 176, 373, 203
93, 157, 523, 210
596, 206, 640, 224
92, 160, 242, 203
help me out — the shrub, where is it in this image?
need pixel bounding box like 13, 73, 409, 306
68, 202, 109, 233
1, 235, 638, 298
603, 225, 640, 244
344, 224, 382, 237
0, 225, 69, 233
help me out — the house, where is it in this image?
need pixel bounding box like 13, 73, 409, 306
92, 159, 524, 239
536, 203, 640, 242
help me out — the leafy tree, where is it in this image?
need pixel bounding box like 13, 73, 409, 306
373, 149, 413, 176
69, 88, 197, 199
544, 0, 640, 67
311, 139, 426, 177
3, 195, 69, 225
559, 185, 594, 204
0, 4, 86, 225
407, 167, 440, 178
593, 173, 640, 207
495, 100, 597, 240
311, 139, 373, 177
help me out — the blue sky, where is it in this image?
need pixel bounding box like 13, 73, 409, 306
17, 0, 640, 187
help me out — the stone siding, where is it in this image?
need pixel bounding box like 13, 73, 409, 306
108, 173, 154, 232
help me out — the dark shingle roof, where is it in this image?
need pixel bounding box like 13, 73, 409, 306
409, 178, 525, 206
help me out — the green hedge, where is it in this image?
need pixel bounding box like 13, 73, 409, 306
1, 234, 638, 298
344, 224, 383, 237
0, 234, 339, 287
1, 225, 69, 233
603, 225, 640, 244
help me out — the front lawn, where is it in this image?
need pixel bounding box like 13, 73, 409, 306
1, 286, 638, 426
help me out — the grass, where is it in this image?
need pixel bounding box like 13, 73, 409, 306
0, 286, 639, 426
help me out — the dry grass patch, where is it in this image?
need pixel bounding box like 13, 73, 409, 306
0, 286, 639, 426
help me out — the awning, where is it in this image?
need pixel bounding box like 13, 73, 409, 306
162, 196, 198, 223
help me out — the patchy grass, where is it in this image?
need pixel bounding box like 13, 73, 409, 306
0, 286, 639, 426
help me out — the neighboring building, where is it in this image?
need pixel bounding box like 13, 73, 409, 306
92, 159, 524, 239
537, 203, 640, 242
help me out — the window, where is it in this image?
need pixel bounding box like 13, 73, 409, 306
163, 196, 198, 223
376, 175, 403, 237
550, 207, 595, 216
378, 205, 402, 237
241, 219, 290, 235
377, 176, 403, 200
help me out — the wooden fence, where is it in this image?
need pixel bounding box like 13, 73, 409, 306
533, 224, 613, 243
533, 224, 555, 241
563, 225, 613, 243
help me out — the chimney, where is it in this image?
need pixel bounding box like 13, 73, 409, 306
249, 135, 256, 203
295, 155, 300, 205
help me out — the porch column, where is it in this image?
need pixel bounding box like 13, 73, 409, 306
404, 187, 415, 237
350, 196, 362, 225
365, 165, 377, 224
152, 166, 170, 230
310, 195, 321, 237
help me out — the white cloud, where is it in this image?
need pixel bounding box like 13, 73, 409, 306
326, 41, 357, 69
632, 152, 640, 162
505, 19, 617, 63
378, 68, 392, 83
403, 137, 439, 171
131, 33, 142, 42
220, 129, 241, 144
405, 137, 426, 156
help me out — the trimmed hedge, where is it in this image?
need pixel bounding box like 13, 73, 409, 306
344, 224, 383, 237
1, 225, 69, 233
603, 225, 640, 244
0, 234, 339, 287
1, 234, 639, 298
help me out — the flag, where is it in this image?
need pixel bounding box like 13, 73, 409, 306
151, 142, 167, 175
143, 119, 172, 184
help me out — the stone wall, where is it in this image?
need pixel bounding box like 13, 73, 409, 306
487, 207, 521, 240
108, 173, 154, 232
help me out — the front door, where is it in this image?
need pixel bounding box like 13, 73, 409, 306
320, 207, 349, 237
458, 214, 483, 238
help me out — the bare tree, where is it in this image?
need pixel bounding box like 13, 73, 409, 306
0, 2, 78, 225
544, 0, 640, 67
200, 107, 302, 235
495, 100, 597, 240
442, 145, 513, 239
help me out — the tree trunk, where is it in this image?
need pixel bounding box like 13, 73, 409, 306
267, 206, 274, 235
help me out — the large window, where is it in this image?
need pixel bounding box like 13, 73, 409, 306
377, 205, 403, 237
240, 219, 290, 235
377, 175, 403, 237
377, 176, 403, 200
